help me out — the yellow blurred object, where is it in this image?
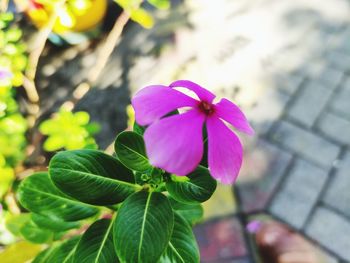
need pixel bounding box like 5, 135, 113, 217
130, 8, 154, 29
126, 104, 135, 129
27, 0, 107, 34
0, 241, 43, 263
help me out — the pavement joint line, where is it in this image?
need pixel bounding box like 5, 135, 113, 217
330, 107, 350, 123
265, 132, 336, 171
301, 155, 341, 230
314, 123, 350, 148
312, 71, 348, 131
233, 183, 256, 261
265, 76, 310, 140
319, 200, 350, 224
264, 155, 298, 209
273, 117, 342, 160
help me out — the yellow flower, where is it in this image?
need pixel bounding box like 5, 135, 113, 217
27, 0, 107, 34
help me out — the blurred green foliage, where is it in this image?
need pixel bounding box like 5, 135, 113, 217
0, 13, 27, 88
39, 108, 100, 151
0, 13, 28, 200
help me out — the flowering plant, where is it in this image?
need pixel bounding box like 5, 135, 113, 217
18, 80, 253, 262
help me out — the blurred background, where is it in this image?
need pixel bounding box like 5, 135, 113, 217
1, 0, 350, 262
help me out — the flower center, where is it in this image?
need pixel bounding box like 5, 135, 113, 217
198, 101, 215, 116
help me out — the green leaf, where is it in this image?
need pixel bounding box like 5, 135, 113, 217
31, 214, 80, 232
147, 0, 170, 9
5, 28, 22, 42
18, 172, 99, 221
130, 8, 154, 29
159, 213, 199, 263
20, 220, 53, 244
115, 131, 152, 172
74, 218, 118, 263
133, 122, 146, 135
49, 150, 140, 205
166, 166, 217, 204
5, 213, 31, 236
114, 0, 142, 10
33, 236, 80, 263
168, 198, 203, 225
32, 247, 54, 263
114, 191, 174, 263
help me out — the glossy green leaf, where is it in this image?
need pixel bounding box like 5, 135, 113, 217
114, 191, 174, 263
49, 150, 140, 205
159, 213, 199, 263
147, 0, 170, 9
74, 218, 118, 263
18, 172, 99, 221
133, 122, 146, 135
32, 247, 54, 263
166, 166, 217, 204
115, 131, 152, 172
20, 220, 53, 244
33, 236, 80, 263
168, 198, 203, 225
31, 213, 80, 232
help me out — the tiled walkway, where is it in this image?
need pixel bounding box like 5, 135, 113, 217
161, 0, 350, 262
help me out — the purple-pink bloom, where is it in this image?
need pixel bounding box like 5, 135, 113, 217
246, 220, 262, 233
132, 80, 254, 184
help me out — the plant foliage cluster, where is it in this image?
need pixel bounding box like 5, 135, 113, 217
17, 120, 216, 262
0, 13, 27, 199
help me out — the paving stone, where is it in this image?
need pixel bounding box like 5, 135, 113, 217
305, 206, 350, 261
272, 121, 340, 168
275, 73, 304, 95
287, 81, 333, 128
237, 139, 292, 213
330, 77, 350, 119
269, 159, 329, 229
314, 66, 343, 90
246, 89, 290, 136
326, 50, 350, 71
194, 217, 247, 262
326, 27, 350, 54
299, 62, 343, 91
318, 112, 350, 145
323, 152, 350, 219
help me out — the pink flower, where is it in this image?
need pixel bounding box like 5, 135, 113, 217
132, 80, 254, 184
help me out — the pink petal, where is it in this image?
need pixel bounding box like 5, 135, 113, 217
215, 98, 254, 135
169, 80, 216, 103
132, 85, 198, 126
144, 109, 205, 176
207, 116, 243, 184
